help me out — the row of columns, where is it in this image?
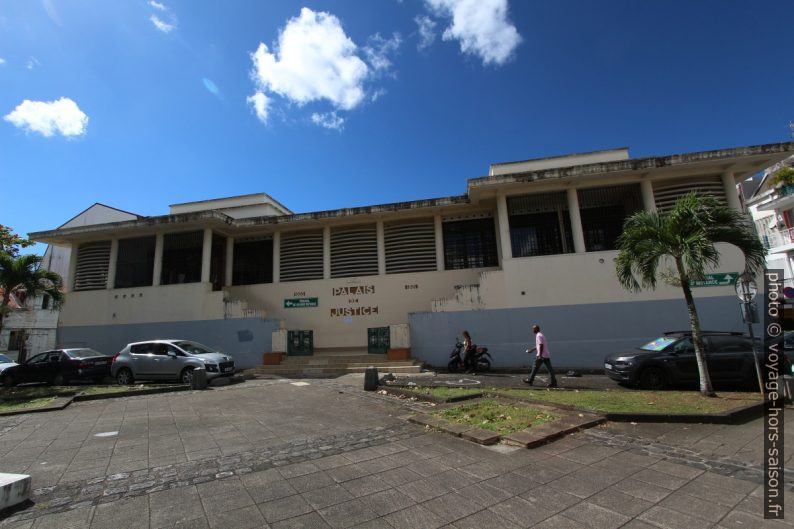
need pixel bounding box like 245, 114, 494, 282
91, 173, 741, 291
493, 172, 740, 262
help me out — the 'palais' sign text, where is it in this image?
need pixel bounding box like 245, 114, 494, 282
332, 285, 375, 296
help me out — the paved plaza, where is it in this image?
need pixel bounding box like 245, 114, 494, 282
0, 378, 792, 528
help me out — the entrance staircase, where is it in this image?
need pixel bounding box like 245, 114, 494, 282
246, 347, 423, 378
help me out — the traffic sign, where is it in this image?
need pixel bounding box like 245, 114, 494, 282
690, 272, 739, 288
284, 297, 318, 308
735, 274, 758, 302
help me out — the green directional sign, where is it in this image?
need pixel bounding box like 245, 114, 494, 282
284, 297, 318, 308
690, 273, 739, 288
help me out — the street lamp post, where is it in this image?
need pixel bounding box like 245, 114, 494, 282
736, 272, 764, 398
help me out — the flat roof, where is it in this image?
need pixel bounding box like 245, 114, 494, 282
29, 141, 794, 245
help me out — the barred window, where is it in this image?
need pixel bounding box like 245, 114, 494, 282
232, 238, 273, 285
508, 192, 573, 257
115, 236, 156, 288
443, 218, 498, 270
73, 241, 111, 291
161, 231, 203, 285
8, 330, 26, 351
578, 184, 643, 252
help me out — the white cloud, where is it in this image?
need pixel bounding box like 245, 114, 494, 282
363, 32, 402, 72
150, 14, 176, 33
0, 58, 5, 65
311, 112, 345, 131
247, 91, 270, 123
425, 0, 521, 66
26, 57, 39, 70
4, 97, 88, 138
415, 16, 437, 50
149, 1, 166, 11
249, 8, 369, 111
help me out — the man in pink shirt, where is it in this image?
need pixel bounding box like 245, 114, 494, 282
524, 324, 558, 387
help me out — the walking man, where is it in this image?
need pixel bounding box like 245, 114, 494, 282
524, 324, 558, 387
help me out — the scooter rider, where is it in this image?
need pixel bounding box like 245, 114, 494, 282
462, 330, 475, 373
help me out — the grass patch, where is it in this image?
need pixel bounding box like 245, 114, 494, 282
410, 387, 481, 399
0, 397, 57, 413
433, 399, 558, 435
0, 383, 176, 403
491, 388, 760, 414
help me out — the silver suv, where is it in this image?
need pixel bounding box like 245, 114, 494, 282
111, 339, 235, 385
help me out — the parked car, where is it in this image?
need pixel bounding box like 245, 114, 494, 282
0, 348, 112, 387
604, 331, 794, 390
0, 354, 18, 374
110, 340, 235, 385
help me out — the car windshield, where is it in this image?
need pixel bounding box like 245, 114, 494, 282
0, 354, 12, 363
639, 337, 678, 351
174, 341, 217, 355
66, 349, 103, 359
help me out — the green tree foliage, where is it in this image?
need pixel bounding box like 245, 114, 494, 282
615, 193, 766, 396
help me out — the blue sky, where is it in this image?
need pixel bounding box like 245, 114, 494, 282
1, 0, 792, 253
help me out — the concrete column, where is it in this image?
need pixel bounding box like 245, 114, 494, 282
201, 228, 213, 283
272, 232, 280, 283
106, 239, 119, 289
152, 233, 164, 286
67, 243, 79, 292
434, 214, 445, 271
567, 188, 586, 253
224, 237, 234, 287
376, 220, 386, 275
722, 171, 742, 211
641, 179, 657, 213
323, 226, 331, 280
496, 193, 512, 261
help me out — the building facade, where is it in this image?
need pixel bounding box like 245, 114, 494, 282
30, 143, 794, 369
0, 204, 139, 360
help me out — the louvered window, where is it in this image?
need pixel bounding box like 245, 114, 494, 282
161, 231, 203, 285
443, 217, 498, 270
115, 236, 155, 288
384, 219, 437, 274
331, 224, 378, 278
233, 237, 273, 285
578, 184, 642, 252
73, 241, 111, 291
653, 177, 727, 213
280, 231, 323, 282
507, 192, 573, 257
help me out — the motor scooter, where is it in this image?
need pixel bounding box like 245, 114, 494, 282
448, 340, 492, 373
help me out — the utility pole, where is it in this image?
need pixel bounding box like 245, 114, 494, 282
737, 273, 764, 398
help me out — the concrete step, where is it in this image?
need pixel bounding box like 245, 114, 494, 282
0, 473, 30, 510
279, 360, 418, 368
247, 364, 423, 375
280, 354, 388, 365
311, 347, 369, 356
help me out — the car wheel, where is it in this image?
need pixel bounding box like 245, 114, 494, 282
180, 367, 194, 385
116, 368, 134, 385
638, 367, 667, 390
52, 373, 65, 386
1, 373, 15, 388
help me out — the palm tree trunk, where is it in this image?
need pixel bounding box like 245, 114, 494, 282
676, 258, 716, 397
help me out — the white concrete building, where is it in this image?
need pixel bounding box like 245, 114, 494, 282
0, 204, 139, 360
29, 142, 794, 369
746, 154, 794, 284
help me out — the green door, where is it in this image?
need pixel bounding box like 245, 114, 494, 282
367, 327, 390, 354
287, 330, 313, 356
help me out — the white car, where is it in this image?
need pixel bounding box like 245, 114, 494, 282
0, 354, 18, 374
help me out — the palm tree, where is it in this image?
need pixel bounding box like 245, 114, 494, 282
0, 253, 64, 362
615, 192, 765, 397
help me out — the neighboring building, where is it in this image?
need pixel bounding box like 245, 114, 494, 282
746, 154, 794, 283
29, 142, 794, 369
0, 204, 139, 360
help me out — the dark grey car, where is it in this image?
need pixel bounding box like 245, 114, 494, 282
604, 331, 779, 390
110, 340, 235, 385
